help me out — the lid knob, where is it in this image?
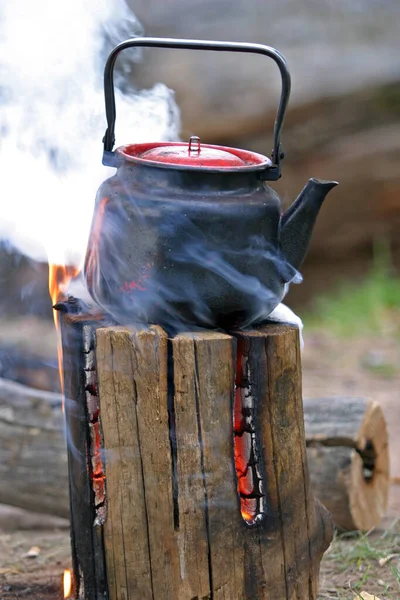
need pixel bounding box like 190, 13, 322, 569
188, 136, 201, 155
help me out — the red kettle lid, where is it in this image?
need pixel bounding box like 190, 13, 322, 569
117, 136, 272, 172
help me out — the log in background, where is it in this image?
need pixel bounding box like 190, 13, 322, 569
304, 397, 389, 531
0, 379, 389, 535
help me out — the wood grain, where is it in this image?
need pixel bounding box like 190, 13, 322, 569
96, 327, 153, 600
93, 323, 334, 599
233, 325, 333, 599
173, 331, 244, 599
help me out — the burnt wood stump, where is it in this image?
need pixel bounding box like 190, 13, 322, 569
60, 310, 333, 600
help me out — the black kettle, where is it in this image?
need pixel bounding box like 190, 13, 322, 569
84, 37, 337, 329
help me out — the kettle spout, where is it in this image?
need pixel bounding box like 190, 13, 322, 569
280, 178, 338, 272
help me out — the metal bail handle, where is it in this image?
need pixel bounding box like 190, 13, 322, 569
102, 37, 291, 179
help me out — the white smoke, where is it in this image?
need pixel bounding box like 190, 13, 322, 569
0, 0, 180, 265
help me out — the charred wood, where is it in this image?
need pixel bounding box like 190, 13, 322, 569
60, 312, 107, 600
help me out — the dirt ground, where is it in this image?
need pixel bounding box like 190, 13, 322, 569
0, 325, 399, 599
0, 524, 68, 600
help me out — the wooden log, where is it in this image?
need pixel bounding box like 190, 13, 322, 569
96, 325, 177, 600
61, 308, 108, 600
172, 331, 244, 598
93, 323, 333, 600
0, 503, 68, 531
0, 376, 389, 539
0, 377, 68, 518
232, 326, 333, 599
304, 397, 390, 531
0, 343, 59, 392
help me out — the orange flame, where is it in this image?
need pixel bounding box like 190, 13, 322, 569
63, 569, 72, 598
49, 264, 80, 397
234, 347, 260, 524
50, 265, 81, 598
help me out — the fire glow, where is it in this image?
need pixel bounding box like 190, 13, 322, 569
234, 347, 264, 524
63, 569, 72, 598
48, 264, 80, 398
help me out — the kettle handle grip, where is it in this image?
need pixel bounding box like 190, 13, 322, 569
102, 37, 291, 179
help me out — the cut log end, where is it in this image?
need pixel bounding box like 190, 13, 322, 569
348, 401, 389, 530
305, 397, 389, 531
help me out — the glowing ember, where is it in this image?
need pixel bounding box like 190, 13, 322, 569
234, 344, 264, 524
48, 264, 80, 397
63, 569, 72, 598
